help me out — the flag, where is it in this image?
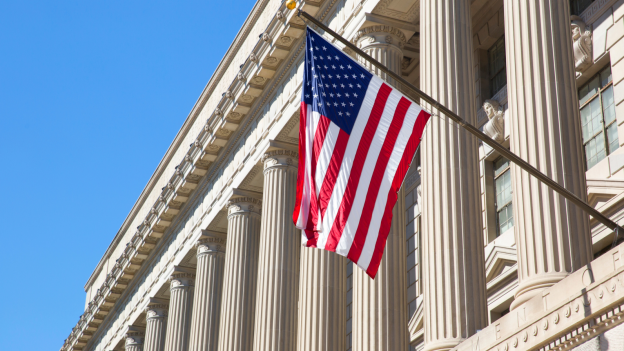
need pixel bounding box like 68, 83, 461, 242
292, 28, 431, 278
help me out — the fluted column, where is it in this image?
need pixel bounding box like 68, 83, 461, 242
218, 197, 262, 351
504, 0, 592, 310
188, 231, 226, 351
164, 267, 195, 351
297, 247, 346, 351
351, 25, 409, 351
420, 1, 488, 351
144, 298, 168, 351
252, 148, 300, 351
125, 327, 145, 351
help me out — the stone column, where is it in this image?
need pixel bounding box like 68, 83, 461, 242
252, 147, 300, 351
144, 298, 168, 351
188, 231, 226, 351
504, 0, 593, 310
164, 267, 195, 351
350, 25, 409, 351
297, 247, 346, 351
420, 1, 488, 351
125, 327, 145, 351
218, 197, 262, 351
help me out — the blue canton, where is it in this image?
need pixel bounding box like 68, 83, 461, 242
302, 28, 373, 135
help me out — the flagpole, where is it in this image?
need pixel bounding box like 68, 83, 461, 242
293, 8, 624, 245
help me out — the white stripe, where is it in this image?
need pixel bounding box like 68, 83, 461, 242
316, 76, 384, 250
334, 89, 404, 256
356, 103, 423, 270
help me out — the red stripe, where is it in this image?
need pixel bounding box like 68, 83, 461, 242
318, 129, 349, 220
366, 110, 430, 278
347, 97, 412, 262
293, 101, 307, 226
303, 115, 331, 246
324, 83, 393, 251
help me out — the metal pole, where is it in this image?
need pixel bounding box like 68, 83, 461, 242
296, 9, 624, 236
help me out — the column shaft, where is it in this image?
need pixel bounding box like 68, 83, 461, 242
164, 268, 195, 351
252, 149, 301, 351
144, 300, 168, 351
420, 1, 488, 350
504, 0, 593, 310
188, 233, 226, 351
218, 198, 262, 351
351, 25, 409, 351
297, 247, 346, 351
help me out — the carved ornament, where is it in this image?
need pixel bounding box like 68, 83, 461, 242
571, 16, 592, 72
262, 149, 298, 171
482, 99, 505, 144
352, 25, 407, 49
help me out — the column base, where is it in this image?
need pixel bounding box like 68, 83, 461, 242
510, 272, 570, 311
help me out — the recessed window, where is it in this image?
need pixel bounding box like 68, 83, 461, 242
488, 37, 506, 97
578, 66, 618, 170
494, 157, 513, 236
570, 0, 594, 16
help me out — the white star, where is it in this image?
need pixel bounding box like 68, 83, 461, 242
313, 55, 317, 60
347, 65, 352, 69
325, 84, 329, 88
346, 112, 351, 116
317, 102, 322, 107
322, 92, 326, 97
336, 75, 341, 80
340, 65, 344, 70
332, 65, 336, 69
356, 84, 361, 88
332, 84, 337, 88
345, 93, 350, 98
352, 74, 357, 79
334, 102, 338, 107
328, 74, 333, 79
317, 65, 321, 69
315, 46, 319, 50
341, 102, 346, 107
311, 66, 314, 71
340, 84, 345, 88
349, 84, 353, 88
335, 55, 339, 60
338, 111, 343, 116
322, 46, 327, 51
353, 93, 358, 98
305, 94, 310, 98
314, 94, 318, 98
321, 74, 325, 78
344, 74, 349, 79
326, 102, 331, 106
350, 102, 355, 107
310, 47, 314, 52
324, 65, 328, 69
319, 56, 324, 60
336, 93, 341, 97
330, 93, 334, 97
360, 74, 365, 78
311, 36, 315, 41
327, 56, 332, 60
313, 74, 318, 78
306, 82, 310, 86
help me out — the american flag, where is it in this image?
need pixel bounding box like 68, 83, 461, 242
293, 28, 431, 278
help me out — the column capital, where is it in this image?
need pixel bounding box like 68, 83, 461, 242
352, 25, 406, 50
262, 149, 298, 172
227, 197, 262, 217
125, 326, 145, 348
169, 266, 195, 290
145, 297, 169, 320
196, 230, 227, 256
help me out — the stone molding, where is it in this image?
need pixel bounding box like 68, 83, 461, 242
352, 25, 407, 49
262, 150, 298, 171
169, 271, 195, 290
125, 329, 145, 347
452, 243, 624, 351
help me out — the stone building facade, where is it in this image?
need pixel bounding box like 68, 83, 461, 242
60, 0, 624, 350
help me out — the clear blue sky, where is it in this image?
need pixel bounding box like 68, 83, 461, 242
0, 1, 256, 349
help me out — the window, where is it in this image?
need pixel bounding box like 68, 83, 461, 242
494, 157, 513, 236
346, 260, 353, 351
570, 0, 594, 16
578, 66, 618, 169
488, 37, 506, 97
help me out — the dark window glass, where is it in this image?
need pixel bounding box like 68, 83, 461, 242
488, 37, 506, 97
494, 157, 513, 236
